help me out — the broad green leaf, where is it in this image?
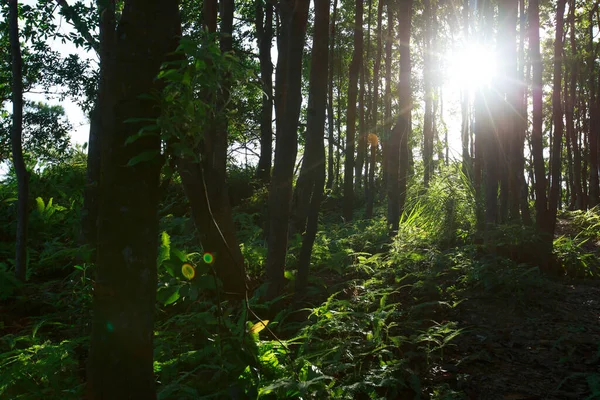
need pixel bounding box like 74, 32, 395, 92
163, 289, 180, 305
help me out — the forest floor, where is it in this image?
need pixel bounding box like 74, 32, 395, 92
380, 216, 600, 400
439, 278, 600, 399
2, 209, 600, 399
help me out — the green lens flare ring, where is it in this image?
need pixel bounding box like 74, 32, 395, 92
181, 263, 196, 280
203, 252, 214, 264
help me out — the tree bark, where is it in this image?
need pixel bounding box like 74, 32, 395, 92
567, 0, 582, 209
326, 0, 338, 190
266, 0, 309, 299
388, 0, 413, 232
548, 0, 566, 235
256, 0, 274, 183
382, 3, 393, 190
423, 0, 434, 188
588, 5, 599, 207
87, 0, 180, 398
295, 0, 329, 296
343, 0, 363, 221
8, 0, 29, 282
365, 0, 383, 218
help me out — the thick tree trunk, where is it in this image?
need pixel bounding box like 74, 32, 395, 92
8, 0, 29, 282
256, 0, 274, 183
326, 0, 338, 190
343, 0, 363, 221
87, 0, 180, 398
266, 0, 309, 299
365, 0, 383, 219
295, 0, 329, 296
388, 0, 412, 232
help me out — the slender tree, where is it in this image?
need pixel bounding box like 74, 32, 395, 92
365, 0, 383, 218
423, 0, 434, 188
343, 0, 363, 221
8, 0, 28, 282
588, 3, 599, 207
256, 0, 274, 183
326, 0, 339, 190
266, 0, 310, 299
295, 0, 329, 295
177, 0, 247, 296
388, 0, 413, 231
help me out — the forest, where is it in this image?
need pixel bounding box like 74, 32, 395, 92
1, 0, 600, 398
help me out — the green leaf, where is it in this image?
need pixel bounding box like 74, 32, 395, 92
36, 197, 45, 213
163, 289, 180, 305
157, 231, 171, 267
126, 150, 159, 167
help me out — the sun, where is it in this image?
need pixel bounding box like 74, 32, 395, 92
446, 43, 498, 91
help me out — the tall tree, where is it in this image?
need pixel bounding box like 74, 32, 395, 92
87, 0, 181, 398
423, 0, 434, 188
548, 0, 566, 234
177, 0, 247, 296
588, 3, 599, 207
255, 0, 274, 183
365, 0, 383, 218
383, 2, 393, 187
8, 0, 28, 282
295, 0, 329, 295
529, 0, 547, 232
566, 0, 582, 210
343, 0, 363, 221
266, 0, 310, 299
388, 0, 413, 232
326, 0, 338, 190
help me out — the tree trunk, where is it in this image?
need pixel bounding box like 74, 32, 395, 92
343, 0, 363, 221
518, 0, 532, 225
423, 0, 434, 188
548, 0, 566, 235
326, 0, 338, 190
388, 0, 412, 232
82, 0, 116, 258
529, 0, 548, 232
87, 0, 180, 398
266, 0, 310, 299
256, 0, 274, 183
567, 0, 582, 209
460, 0, 470, 180
365, 0, 383, 219
382, 3, 393, 190
178, 0, 246, 296
588, 6, 599, 207
8, 0, 29, 282
295, 0, 329, 296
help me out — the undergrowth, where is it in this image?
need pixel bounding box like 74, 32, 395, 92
1, 164, 598, 398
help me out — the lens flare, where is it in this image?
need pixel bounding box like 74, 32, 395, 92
203, 252, 214, 264
181, 263, 196, 280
